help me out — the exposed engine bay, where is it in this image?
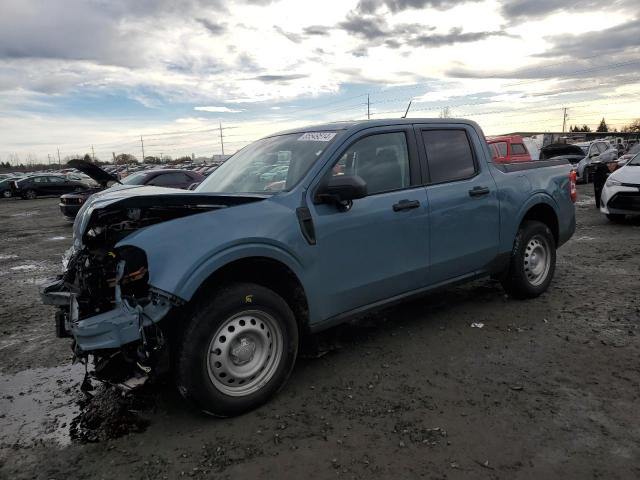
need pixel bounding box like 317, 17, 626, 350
42, 192, 266, 388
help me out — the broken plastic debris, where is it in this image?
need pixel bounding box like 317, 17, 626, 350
470, 322, 484, 328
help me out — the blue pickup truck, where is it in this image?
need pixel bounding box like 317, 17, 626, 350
42, 119, 576, 416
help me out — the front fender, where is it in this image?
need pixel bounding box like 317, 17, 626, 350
170, 242, 307, 301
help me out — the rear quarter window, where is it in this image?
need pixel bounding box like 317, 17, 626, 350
511, 143, 527, 155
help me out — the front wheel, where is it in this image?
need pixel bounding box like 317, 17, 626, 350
1, 190, 11, 198
176, 282, 298, 417
501, 220, 556, 299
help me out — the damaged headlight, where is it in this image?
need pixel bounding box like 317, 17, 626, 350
111, 246, 150, 300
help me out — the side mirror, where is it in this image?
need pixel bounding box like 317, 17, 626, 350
316, 175, 367, 206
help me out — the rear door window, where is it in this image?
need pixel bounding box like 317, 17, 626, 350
421, 130, 477, 183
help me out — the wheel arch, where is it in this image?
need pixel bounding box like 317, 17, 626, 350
519, 200, 559, 246
189, 256, 311, 336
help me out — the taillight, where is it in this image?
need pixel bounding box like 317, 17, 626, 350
569, 170, 577, 203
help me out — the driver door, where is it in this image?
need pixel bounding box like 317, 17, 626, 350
307, 127, 430, 322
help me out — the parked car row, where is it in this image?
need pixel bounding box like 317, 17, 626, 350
59, 161, 205, 219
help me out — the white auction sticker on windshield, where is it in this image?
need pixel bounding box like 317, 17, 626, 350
298, 132, 336, 142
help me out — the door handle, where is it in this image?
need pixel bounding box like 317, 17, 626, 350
392, 199, 420, 212
468, 186, 490, 197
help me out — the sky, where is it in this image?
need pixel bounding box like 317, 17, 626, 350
1, 0, 639, 164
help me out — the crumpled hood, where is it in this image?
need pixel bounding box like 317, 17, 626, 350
72, 184, 268, 248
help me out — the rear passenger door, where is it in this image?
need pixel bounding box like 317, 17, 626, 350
414, 125, 500, 284
47, 176, 73, 194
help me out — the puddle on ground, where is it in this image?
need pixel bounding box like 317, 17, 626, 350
0, 364, 84, 446
47, 236, 68, 241
0, 364, 152, 447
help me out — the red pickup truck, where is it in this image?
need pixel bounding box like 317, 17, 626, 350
487, 135, 532, 163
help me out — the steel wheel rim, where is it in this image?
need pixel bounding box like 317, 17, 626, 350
2, 190, 10, 198
207, 310, 283, 397
524, 235, 551, 286
26, 191, 36, 199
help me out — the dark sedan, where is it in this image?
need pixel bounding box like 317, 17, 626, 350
11, 175, 90, 200
59, 164, 204, 219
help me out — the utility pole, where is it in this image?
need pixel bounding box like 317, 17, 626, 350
47, 154, 52, 167
219, 122, 225, 156
562, 107, 568, 133
57, 147, 61, 169
140, 135, 145, 161
91, 145, 96, 162
367, 94, 370, 120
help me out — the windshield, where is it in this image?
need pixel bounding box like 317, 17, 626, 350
578, 145, 589, 154
121, 171, 149, 185
629, 153, 640, 166
197, 132, 337, 194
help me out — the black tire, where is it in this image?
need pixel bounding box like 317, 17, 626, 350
607, 213, 626, 223
1, 190, 11, 198
22, 189, 36, 200
501, 220, 556, 299
176, 282, 298, 417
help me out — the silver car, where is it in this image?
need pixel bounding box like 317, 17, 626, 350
575, 141, 618, 183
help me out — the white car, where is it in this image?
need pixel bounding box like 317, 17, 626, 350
600, 153, 640, 222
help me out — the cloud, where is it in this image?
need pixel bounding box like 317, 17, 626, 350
250, 74, 308, 82
537, 19, 640, 59
196, 18, 226, 35
500, 0, 635, 20
357, 0, 481, 14
273, 26, 303, 43
302, 26, 329, 36
194, 106, 244, 113
338, 12, 505, 50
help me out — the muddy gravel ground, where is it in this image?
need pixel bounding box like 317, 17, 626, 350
1, 186, 639, 479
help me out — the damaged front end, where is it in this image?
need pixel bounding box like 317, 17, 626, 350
41, 190, 256, 388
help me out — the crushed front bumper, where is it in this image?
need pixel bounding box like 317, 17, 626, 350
41, 278, 172, 353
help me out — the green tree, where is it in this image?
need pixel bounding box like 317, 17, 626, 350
596, 118, 608, 133
580, 125, 592, 132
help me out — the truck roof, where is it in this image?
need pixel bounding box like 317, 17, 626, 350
267, 118, 484, 138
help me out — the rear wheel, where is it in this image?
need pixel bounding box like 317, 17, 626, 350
176, 282, 298, 417
607, 213, 626, 223
501, 220, 556, 299
22, 189, 36, 200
